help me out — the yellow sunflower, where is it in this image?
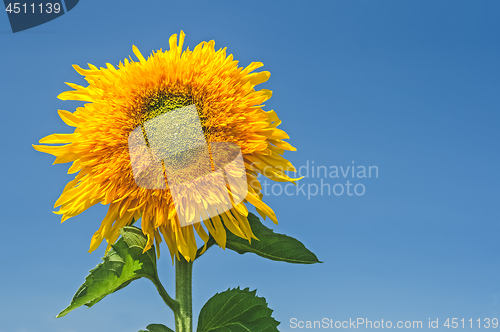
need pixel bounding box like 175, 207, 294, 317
34, 31, 297, 262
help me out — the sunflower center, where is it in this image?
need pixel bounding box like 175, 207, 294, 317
143, 93, 195, 124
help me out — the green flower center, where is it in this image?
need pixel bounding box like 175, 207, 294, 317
143, 93, 195, 123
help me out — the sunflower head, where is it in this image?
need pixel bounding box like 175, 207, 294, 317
34, 31, 297, 262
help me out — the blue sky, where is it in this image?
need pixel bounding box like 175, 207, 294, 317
1, 1, 499, 331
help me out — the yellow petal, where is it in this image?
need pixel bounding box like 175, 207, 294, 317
132, 45, 146, 63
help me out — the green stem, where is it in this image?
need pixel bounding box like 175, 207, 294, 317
152, 276, 179, 314
175, 255, 193, 332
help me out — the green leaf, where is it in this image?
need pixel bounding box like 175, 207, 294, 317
57, 226, 158, 318
197, 287, 280, 332
225, 212, 321, 264
139, 324, 175, 332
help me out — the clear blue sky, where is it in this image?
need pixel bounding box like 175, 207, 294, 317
1, 1, 499, 331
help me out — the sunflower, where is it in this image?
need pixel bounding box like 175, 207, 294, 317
34, 31, 297, 262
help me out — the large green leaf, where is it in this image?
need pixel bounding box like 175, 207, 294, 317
139, 324, 175, 332
57, 226, 158, 317
197, 287, 280, 332
224, 213, 321, 264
